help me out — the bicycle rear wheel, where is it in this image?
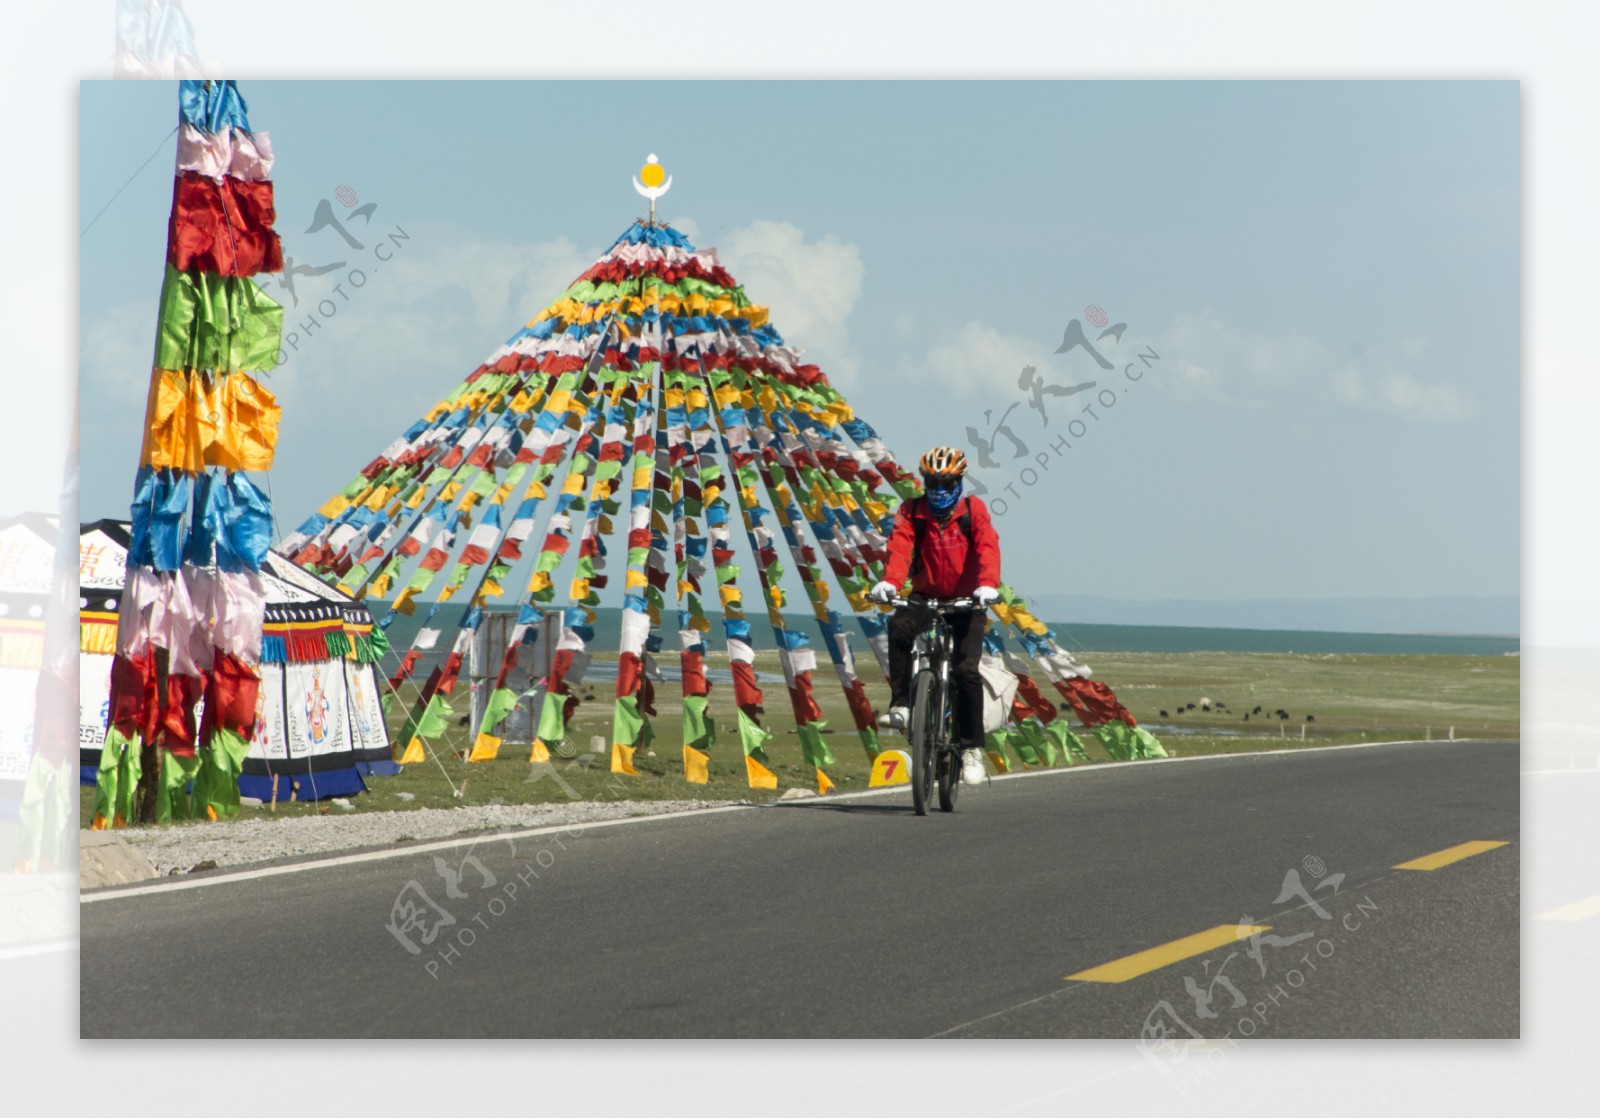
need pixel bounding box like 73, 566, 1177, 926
909, 669, 938, 816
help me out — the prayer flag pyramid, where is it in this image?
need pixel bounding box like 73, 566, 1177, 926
282, 178, 1164, 788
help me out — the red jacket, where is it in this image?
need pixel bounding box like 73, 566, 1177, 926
881, 495, 1001, 598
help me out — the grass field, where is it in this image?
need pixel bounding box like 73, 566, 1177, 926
80, 648, 1519, 824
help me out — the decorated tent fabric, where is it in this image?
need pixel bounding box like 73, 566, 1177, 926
282, 216, 1162, 788
0, 516, 61, 802
98, 78, 287, 827
80, 520, 392, 805
1, 510, 80, 874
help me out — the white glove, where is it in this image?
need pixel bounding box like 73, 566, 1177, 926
973, 585, 999, 607
869, 580, 897, 604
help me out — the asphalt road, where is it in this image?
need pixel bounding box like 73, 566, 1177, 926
80, 739, 1519, 1038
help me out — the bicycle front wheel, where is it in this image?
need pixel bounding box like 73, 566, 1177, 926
909, 668, 938, 816
937, 737, 961, 813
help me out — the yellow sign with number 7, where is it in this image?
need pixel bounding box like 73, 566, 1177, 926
868, 748, 913, 787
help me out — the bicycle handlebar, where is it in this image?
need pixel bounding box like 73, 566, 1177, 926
886, 594, 980, 612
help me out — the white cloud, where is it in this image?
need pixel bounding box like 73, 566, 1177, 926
923, 320, 1038, 396
713, 219, 864, 384
1156, 313, 1473, 422
256, 232, 600, 521
273, 232, 596, 404
1333, 367, 1476, 423
670, 215, 701, 243
1160, 312, 1321, 392
81, 299, 159, 405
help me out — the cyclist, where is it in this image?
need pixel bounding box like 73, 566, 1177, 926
868, 446, 1001, 786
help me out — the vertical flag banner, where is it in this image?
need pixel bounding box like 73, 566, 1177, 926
100, 79, 285, 826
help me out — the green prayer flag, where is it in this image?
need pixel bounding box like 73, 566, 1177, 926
1092, 723, 1136, 761
93, 727, 142, 827
735, 709, 772, 764
154, 266, 283, 372
1044, 720, 1087, 764
190, 728, 250, 820
1132, 727, 1167, 758
983, 729, 1014, 772
796, 720, 835, 768
534, 690, 566, 746
400, 693, 454, 746
1009, 726, 1043, 767
682, 694, 715, 750
156, 750, 200, 824
612, 695, 647, 747
478, 687, 520, 735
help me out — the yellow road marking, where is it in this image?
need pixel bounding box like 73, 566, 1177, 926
1066, 924, 1270, 983
1393, 840, 1508, 871
1535, 895, 1600, 922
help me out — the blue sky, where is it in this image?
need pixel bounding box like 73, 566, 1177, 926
79, 80, 1518, 607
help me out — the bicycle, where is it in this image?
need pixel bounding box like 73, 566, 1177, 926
888, 594, 982, 815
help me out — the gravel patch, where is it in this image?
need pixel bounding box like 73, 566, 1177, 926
110, 799, 747, 876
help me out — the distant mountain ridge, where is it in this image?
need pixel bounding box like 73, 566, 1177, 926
1021, 594, 1519, 637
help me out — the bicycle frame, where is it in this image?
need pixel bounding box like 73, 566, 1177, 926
891, 594, 977, 814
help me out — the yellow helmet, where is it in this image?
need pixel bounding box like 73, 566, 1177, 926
919, 446, 968, 479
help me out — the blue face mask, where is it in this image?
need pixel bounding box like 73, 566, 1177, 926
925, 479, 962, 513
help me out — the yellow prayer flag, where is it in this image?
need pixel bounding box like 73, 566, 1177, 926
611, 742, 640, 776
745, 754, 778, 790
683, 745, 710, 785
319, 494, 351, 520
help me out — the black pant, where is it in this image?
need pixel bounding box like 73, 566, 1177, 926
887, 605, 988, 748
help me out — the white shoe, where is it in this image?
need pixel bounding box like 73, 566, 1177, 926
876, 706, 909, 731
961, 747, 986, 785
